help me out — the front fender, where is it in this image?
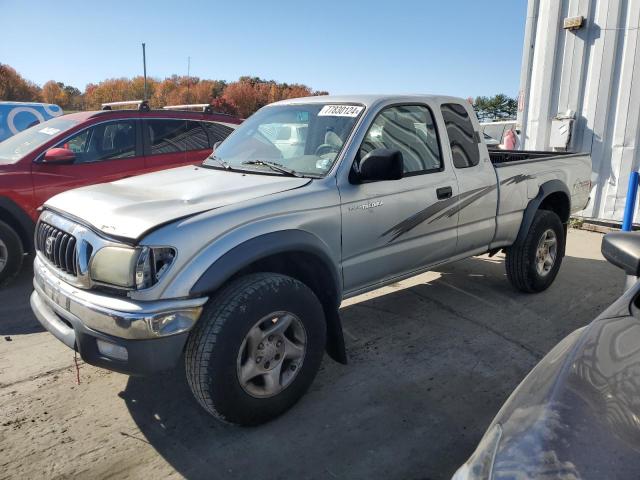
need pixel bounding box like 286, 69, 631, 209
188, 229, 347, 364
189, 229, 342, 298
0, 196, 36, 252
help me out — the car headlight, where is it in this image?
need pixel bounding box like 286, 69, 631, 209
452, 423, 502, 480
135, 246, 176, 290
90, 246, 176, 290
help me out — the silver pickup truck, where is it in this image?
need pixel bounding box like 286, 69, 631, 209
30, 95, 591, 425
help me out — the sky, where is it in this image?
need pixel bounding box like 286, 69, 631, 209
1, 0, 527, 99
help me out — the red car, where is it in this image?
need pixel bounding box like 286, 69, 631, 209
0, 102, 242, 285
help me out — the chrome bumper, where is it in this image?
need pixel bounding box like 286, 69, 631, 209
32, 255, 207, 340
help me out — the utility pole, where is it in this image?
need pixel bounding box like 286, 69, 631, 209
142, 43, 147, 101
187, 56, 191, 103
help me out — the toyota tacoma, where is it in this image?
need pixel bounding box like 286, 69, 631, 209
30, 95, 592, 425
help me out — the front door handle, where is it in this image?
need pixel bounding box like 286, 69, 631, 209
436, 186, 453, 200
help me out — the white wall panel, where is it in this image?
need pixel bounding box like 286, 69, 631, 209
520, 0, 640, 223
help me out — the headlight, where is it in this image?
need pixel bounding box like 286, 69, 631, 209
90, 246, 139, 288
90, 246, 176, 290
135, 246, 176, 290
452, 424, 502, 480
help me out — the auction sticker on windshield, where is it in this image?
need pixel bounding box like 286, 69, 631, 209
318, 105, 364, 117
38, 127, 60, 135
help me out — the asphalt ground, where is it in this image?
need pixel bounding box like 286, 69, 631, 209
0, 229, 622, 480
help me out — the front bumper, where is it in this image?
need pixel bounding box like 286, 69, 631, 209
31, 256, 207, 375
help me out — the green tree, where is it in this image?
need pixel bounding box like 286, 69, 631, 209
473, 94, 517, 122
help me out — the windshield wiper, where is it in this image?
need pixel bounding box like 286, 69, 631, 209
242, 160, 302, 177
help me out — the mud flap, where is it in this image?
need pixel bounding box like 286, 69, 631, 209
325, 309, 348, 364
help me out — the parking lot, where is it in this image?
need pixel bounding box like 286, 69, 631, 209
0, 228, 622, 480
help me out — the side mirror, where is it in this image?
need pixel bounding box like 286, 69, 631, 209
602, 232, 640, 276
43, 148, 75, 164
213, 141, 222, 151
357, 148, 403, 182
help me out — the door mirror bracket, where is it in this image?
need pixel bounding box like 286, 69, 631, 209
353, 148, 403, 183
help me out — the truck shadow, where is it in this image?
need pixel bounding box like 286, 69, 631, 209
0, 260, 43, 336
121, 253, 623, 480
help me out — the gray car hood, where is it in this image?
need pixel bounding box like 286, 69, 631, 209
45, 165, 310, 240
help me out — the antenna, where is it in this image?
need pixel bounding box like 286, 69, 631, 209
142, 43, 147, 101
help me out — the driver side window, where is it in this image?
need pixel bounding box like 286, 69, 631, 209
359, 105, 442, 175
57, 120, 137, 164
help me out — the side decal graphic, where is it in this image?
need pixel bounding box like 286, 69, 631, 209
381, 174, 534, 242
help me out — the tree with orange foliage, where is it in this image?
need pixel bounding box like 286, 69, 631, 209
210, 97, 238, 116
3, 64, 327, 117
84, 77, 159, 109
0, 64, 41, 101
222, 80, 265, 118
41, 80, 82, 109
42, 81, 64, 105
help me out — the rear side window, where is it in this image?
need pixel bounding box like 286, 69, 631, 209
184, 121, 209, 151
147, 120, 186, 154
441, 103, 480, 168
202, 121, 235, 147
482, 124, 506, 143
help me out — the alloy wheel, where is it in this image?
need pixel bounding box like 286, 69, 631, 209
535, 229, 558, 276
236, 311, 307, 398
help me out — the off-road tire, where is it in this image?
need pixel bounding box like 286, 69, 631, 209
0, 220, 24, 287
505, 209, 565, 293
185, 273, 326, 425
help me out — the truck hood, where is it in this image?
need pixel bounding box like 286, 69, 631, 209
45, 165, 311, 240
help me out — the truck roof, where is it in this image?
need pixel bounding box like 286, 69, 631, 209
270, 94, 469, 108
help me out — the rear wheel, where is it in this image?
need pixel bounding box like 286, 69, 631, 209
185, 273, 326, 425
0, 220, 24, 287
505, 210, 564, 293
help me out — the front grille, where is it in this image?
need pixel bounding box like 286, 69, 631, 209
36, 222, 78, 275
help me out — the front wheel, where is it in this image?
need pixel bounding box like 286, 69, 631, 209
505, 210, 565, 293
0, 220, 24, 287
185, 273, 326, 425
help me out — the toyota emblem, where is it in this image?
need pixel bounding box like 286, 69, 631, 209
45, 236, 55, 255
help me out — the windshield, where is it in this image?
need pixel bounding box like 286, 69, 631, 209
0, 116, 80, 164
203, 103, 364, 177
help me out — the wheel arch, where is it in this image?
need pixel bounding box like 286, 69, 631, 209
0, 196, 35, 253
190, 230, 347, 364
515, 180, 571, 248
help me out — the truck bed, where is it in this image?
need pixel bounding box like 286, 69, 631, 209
489, 149, 579, 165
489, 150, 592, 250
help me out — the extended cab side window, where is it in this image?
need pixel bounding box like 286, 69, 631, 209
147, 119, 186, 154
57, 120, 136, 163
359, 105, 442, 175
440, 103, 480, 168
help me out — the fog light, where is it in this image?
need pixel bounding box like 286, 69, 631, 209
147, 308, 202, 336
97, 339, 129, 361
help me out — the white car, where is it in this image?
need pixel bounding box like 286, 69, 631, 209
259, 123, 309, 158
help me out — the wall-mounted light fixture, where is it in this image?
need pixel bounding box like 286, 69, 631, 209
563, 16, 585, 30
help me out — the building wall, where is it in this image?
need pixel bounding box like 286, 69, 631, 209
518, 0, 640, 223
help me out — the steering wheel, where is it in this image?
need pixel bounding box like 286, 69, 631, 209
315, 143, 339, 156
